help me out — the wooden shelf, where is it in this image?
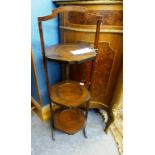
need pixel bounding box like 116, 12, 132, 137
45, 42, 96, 64
50, 80, 90, 107
54, 108, 85, 134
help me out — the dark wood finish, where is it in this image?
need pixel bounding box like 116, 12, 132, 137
54, 108, 85, 134
38, 5, 102, 93
57, 3, 123, 108
38, 6, 102, 140
54, 1, 123, 132
50, 80, 91, 107
38, 20, 55, 140
45, 42, 96, 64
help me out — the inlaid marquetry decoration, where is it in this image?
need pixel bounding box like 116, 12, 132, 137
68, 10, 123, 26
70, 42, 115, 102
91, 42, 114, 99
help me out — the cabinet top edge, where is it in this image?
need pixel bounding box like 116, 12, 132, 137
52, 0, 123, 5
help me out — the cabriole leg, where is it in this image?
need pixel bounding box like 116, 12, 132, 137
104, 112, 114, 133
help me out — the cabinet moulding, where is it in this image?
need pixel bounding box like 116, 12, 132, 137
54, 1, 123, 5
60, 26, 123, 33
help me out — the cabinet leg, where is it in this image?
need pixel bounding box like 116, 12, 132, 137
104, 112, 114, 133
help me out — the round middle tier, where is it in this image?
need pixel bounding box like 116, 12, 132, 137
50, 80, 90, 107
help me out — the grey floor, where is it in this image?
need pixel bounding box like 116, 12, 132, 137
31, 110, 119, 155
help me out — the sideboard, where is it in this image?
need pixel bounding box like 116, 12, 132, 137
53, 0, 123, 132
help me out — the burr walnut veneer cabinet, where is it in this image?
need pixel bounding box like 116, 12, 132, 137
53, 0, 123, 132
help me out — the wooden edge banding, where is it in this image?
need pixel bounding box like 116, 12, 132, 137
59, 26, 123, 33
54, 1, 123, 5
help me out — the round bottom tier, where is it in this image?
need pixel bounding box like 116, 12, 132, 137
54, 108, 85, 134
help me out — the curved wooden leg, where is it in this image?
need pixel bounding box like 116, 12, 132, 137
104, 111, 114, 133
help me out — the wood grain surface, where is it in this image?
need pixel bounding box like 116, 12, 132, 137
45, 42, 96, 64
68, 10, 123, 26
54, 108, 85, 134
50, 80, 91, 107
58, 4, 123, 109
